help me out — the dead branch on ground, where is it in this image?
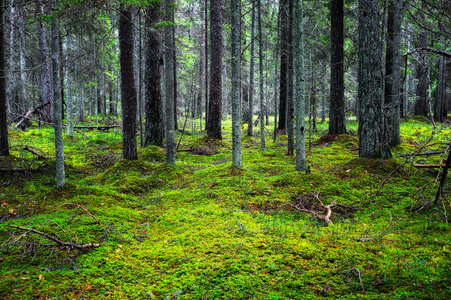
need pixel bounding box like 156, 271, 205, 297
8, 225, 100, 250
64, 203, 104, 229
279, 192, 358, 225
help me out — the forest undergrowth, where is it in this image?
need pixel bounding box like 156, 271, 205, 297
1, 116, 451, 299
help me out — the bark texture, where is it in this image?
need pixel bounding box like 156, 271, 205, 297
144, 4, 164, 146
206, 0, 223, 140
0, 0, 9, 156
414, 31, 428, 117
389, 0, 403, 146
277, 0, 288, 131
51, 0, 65, 188
36, 0, 52, 112
286, 0, 294, 154
434, 56, 446, 122
329, 0, 346, 134
164, 0, 176, 164
294, 0, 305, 171
248, 5, 256, 137
231, 0, 242, 167
119, 5, 138, 160
258, 0, 265, 152
358, 0, 392, 159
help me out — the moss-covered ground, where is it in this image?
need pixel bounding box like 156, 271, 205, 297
1, 117, 451, 299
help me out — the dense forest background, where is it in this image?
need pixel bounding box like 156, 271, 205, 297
0, 0, 451, 299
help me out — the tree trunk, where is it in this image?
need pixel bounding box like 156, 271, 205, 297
204, 0, 209, 131
119, 4, 138, 160
231, 0, 242, 167
294, 0, 305, 171
258, 0, 265, 152
389, 0, 402, 146
206, 0, 223, 140
0, 0, 9, 156
414, 31, 428, 117
36, 0, 52, 115
173, 19, 178, 131
65, 33, 74, 136
248, 4, 256, 136
18, 5, 27, 112
51, 0, 65, 188
358, 0, 392, 159
329, 0, 346, 134
277, 0, 288, 131
144, 4, 165, 146
164, 0, 176, 164
286, 0, 294, 155
434, 55, 446, 122
321, 62, 326, 122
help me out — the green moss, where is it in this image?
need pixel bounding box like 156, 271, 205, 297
0, 120, 450, 299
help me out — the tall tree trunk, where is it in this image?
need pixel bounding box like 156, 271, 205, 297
329, 0, 346, 134
18, 5, 27, 112
248, 4, 256, 137
51, 0, 65, 188
204, 0, 209, 131
358, 0, 392, 159
389, 0, 402, 146
0, 0, 9, 156
119, 4, 138, 160
165, 0, 176, 164
277, 0, 288, 131
321, 62, 326, 122
434, 56, 446, 122
36, 0, 52, 117
258, 0, 265, 152
286, 0, 294, 155
231, 0, 242, 167
414, 31, 428, 117
173, 19, 178, 130
206, 0, 223, 140
6, 2, 14, 118
295, 0, 305, 171
144, 4, 164, 146
65, 33, 74, 136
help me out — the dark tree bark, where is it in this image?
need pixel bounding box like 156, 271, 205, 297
358, 0, 392, 159
144, 4, 165, 146
119, 5, 138, 160
164, 0, 176, 164
434, 55, 446, 122
206, 0, 223, 140
277, 0, 288, 131
0, 0, 9, 156
328, 0, 346, 134
414, 31, 428, 117
173, 15, 178, 130
384, 0, 395, 107
286, 0, 294, 154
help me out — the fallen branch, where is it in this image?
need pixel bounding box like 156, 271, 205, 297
22, 146, 48, 160
413, 163, 446, 168
0, 168, 48, 174
64, 203, 104, 229
280, 193, 357, 225
9, 225, 100, 250
395, 151, 446, 157
74, 126, 118, 131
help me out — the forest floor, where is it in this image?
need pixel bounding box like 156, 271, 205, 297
0, 116, 451, 299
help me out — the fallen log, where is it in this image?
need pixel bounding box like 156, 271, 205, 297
11, 102, 52, 128
74, 126, 119, 131
0, 168, 48, 174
